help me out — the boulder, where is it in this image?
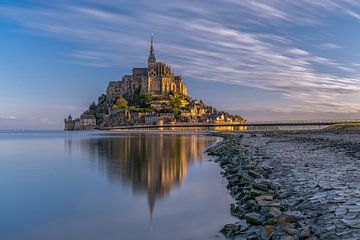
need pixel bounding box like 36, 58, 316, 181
278, 213, 299, 224
220, 224, 241, 238
248, 170, 262, 179
252, 183, 269, 191
269, 207, 282, 218
244, 213, 264, 226
262, 225, 274, 240
255, 195, 274, 207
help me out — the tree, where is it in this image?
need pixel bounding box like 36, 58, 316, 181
88, 102, 97, 114
137, 94, 151, 108
96, 94, 108, 114
131, 92, 152, 108
89, 102, 96, 110
112, 96, 128, 110
141, 94, 152, 105
98, 94, 106, 104
169, 97, 182, 108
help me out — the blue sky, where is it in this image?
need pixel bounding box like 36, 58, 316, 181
2, 0, 360, 129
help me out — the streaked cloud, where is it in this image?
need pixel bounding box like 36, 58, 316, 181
0, 116, 17, 120
319, 43, 343, 50
1, 0, 360, 116
346, 10, 360, 20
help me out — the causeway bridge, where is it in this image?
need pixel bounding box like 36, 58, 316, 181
99, 119, 360, 131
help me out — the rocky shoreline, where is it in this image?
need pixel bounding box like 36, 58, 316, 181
207, 130, 360, 239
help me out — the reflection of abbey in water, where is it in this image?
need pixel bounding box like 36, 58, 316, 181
66, 134, 216, 219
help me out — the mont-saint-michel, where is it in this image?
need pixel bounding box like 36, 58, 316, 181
64, 35, 244, 130
5, 1, 360, 240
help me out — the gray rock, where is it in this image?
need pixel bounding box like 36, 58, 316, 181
255, 195, 273, 207
279, 236, 296, 240
244, 213, 264, 226
220, 223, 241, 238
269, 207, 282, 218
341, 219, 360, 228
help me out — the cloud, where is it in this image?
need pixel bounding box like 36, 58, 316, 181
1, 0, 360, 115
0, 116, 17, 120
287, 48, 310, 56
319, 43, 343, 50
346, 10, 360, 20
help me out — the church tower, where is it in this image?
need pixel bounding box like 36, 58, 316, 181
148, 33, 156, 68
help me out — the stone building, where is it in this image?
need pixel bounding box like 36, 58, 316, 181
64, 114, 96, 130
145, 113, 160, 125
107, 34, 187, 102
64, 115, 75, 131
210, 113, 225, 123
80, 114, 96, 126
107, 109, 131, 126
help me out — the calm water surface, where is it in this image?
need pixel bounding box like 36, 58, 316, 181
0, 131, 234, 240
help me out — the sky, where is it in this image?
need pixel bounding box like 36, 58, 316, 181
2, 0, 360, 129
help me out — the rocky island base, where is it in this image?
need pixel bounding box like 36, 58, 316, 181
208, 129, 360, 239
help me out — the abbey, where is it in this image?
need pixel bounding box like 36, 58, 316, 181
107, 34, 187, 101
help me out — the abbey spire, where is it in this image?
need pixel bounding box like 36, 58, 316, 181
148, 32, 156, 68
150, 32, 154, 55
